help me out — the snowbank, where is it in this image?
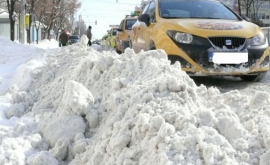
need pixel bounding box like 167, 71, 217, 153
0, 36, 270, 164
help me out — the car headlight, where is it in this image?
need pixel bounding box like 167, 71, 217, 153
251, 33, 266, 46
167, 31, 193, 44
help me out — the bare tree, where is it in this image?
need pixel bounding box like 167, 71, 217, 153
5, 0, 18, 41
240, 0, 255, 17
55, 0, 81, 39
2, 0, 81, 42
34, 0, 80, 40
33, 0, 48, 43
250, 0, 264, 26
44, 0, 61, 40
251, 0, 261, 18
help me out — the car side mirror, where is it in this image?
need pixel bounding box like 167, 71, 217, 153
138, 14, 151, 26
241, 16, 251, 22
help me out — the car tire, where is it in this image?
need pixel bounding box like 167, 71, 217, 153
122, 41, 129, 53
129, 40, 133, 49
240, 72, 267, 82
115, 48, 122, 54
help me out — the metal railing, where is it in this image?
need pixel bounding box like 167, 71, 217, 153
261, 27, 270, 43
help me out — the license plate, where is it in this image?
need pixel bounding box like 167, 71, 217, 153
209, 52, 248, 64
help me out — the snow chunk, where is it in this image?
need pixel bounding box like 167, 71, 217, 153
27, 151, 58, 165
62, 80, 94, 115
37, 111, 86, 147
260, 149, 270, 165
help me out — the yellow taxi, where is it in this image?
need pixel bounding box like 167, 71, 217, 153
101, 34, 110, 47
130, 0, 269, 81
107, 27, 118, 49
115, 15, 138, 54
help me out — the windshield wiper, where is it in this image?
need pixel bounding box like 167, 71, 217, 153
189, 17, 222, 19
162, 16, 187, 19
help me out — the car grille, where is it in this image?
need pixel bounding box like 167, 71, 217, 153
208, 37, 246, 49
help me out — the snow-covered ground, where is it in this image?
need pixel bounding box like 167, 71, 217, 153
0, 35, 270, 165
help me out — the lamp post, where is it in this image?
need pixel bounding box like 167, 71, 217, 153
25, 4, 31, 44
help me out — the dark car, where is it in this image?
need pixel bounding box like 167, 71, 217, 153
92, 39, 101, 45
68, 35, 80, 45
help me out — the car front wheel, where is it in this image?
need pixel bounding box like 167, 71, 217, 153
115, 47, 121, 54
129, 40, 132, 49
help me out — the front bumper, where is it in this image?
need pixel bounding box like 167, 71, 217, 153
166, 35, 269, 76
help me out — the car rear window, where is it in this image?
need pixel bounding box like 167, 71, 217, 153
112, 30, 117, 35
125, 19, 137, 30
158, 0, 239, 20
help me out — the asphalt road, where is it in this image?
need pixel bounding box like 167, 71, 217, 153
191, 71, 270, 95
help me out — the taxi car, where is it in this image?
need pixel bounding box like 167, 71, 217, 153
130, 0, 269, 81
101, 34, 109, 47
115, 15, 138, 54
108, 27, 118, 49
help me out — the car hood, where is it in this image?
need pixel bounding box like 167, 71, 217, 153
159, 19, 262, 38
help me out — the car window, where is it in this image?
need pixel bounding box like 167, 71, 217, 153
158, 0, 239, 20
146, 2, 156, 22
142, 2, 151, 14
112, 29, 117, 35
125, 19, 137, 30
120, 20, 124, 29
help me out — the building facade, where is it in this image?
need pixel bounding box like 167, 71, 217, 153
0, 6, 44, 43
248, 0, 270, 26
0, 10, 20, 40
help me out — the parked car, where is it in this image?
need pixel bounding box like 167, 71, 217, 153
92, 39, 101, 45
107, 27, 118, 49
115, 15, 138, 54
101, 34, 110, 47
68, 35, 80, 45
130, 0, 269, 81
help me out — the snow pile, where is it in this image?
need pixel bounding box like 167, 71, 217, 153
0, 36, 46, 94
0, 36, 270, 165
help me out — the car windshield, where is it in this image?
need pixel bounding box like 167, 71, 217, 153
125, 19, 137, 30
158, 0, 239, 20
69, 36, 79, 39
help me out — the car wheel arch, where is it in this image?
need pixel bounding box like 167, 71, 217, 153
240, 72, 267, 82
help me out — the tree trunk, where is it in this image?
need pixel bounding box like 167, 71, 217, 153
47, 29, 51, 40
47, 22, 54, 41
9, 17, 15, 41
8, 0, 16, 41
246, 7, 249, 17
